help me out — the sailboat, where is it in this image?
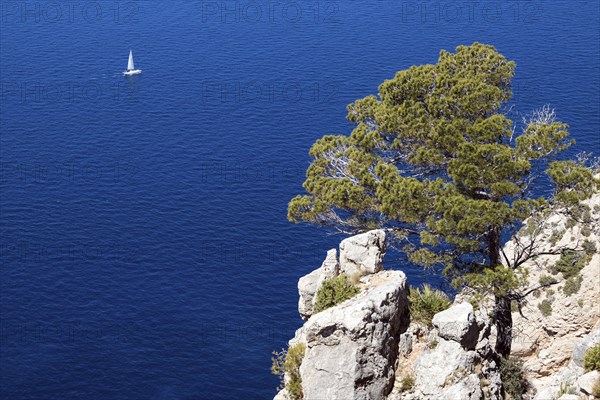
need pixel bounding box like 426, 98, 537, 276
123, 50, 142, 76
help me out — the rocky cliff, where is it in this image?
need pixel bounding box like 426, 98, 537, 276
387, 302, 503, 400
275, 230, 501, 400
274, 192, 599, 400
277, 230, 409, 400
506, 191, 600, 399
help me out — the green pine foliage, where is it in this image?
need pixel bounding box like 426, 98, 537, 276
313, 274, 360, 313
408, 284, 452, 326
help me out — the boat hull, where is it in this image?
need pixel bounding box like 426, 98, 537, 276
123, 69, 142, 76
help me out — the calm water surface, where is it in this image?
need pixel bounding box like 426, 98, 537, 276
1, 1, 599, 399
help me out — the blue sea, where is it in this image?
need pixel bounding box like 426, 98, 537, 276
1, 1, 599, 399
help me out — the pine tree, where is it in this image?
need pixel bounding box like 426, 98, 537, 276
288, 43, 599, 357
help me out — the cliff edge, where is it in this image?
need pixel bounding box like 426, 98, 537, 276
274, 191, 599, 400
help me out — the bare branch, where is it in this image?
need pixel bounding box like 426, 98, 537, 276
514, 280, 560, 300
321, 145, 361, 185
522, 105, 556, 128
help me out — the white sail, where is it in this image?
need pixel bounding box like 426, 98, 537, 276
123, 49, 141, 75
127, 50, 135, 71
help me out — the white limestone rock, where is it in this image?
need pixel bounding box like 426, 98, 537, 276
533, 386, 557, 400
432, 302, 479, 350
505, 191, 600, 380
273, 388, 288, 400
407, 302, 501, 400
557, 395, 580, 400
339, 229, 386, 276
573, 323, 600, 368
441, 374, 483, 400
299, 270, 409, 400
297, 249, 339, 320
413, 338, 480, 397
398, 332, 413, 357
578, 370, 600, 395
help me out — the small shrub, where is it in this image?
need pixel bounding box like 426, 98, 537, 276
578, 299, 584, 307
428, 339, 438, 349
398, 374, 415, 392
538, 300, 553, 317
556, 383, 569, 397
549, 230, 563, 246
314, 274, 360, 313
583, 209, 593, 223
285, 344, 305, 400
583, 343, 600, 372
500, 357, 528, 400
557, 382, 577, 397
565, 218, 577, 229
550, 250, 588, 278
545, 288, 555, 298
271, 349, 286, 385
271, 344, 306, 400
562, 275, 583, 297
408, 284, 451, 327
581, 225, 592, 237
538, 275, 558, 286
532, 290, 541, 298
583, 239, 598, 256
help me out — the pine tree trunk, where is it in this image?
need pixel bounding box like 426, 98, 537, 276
488, 227, 513, 357
494, 295, 512, 357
